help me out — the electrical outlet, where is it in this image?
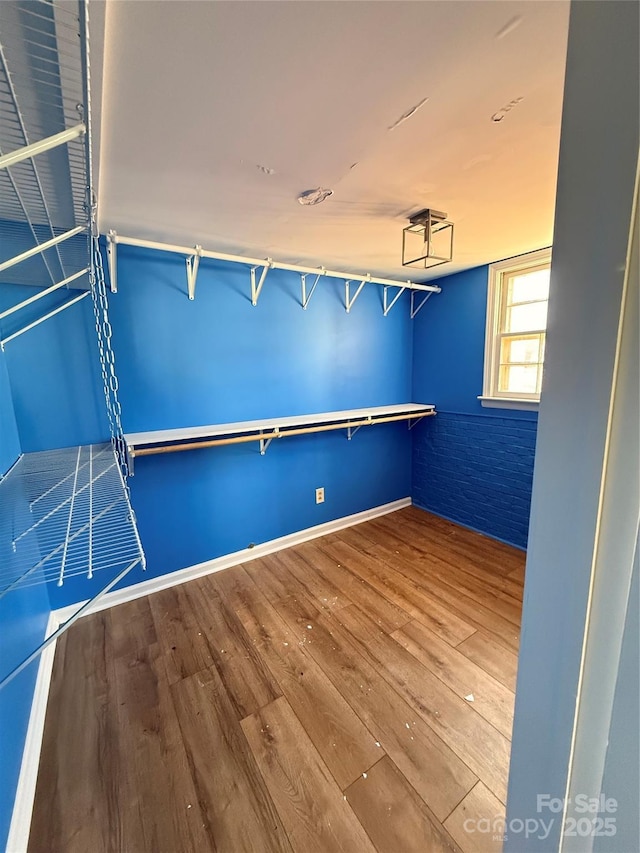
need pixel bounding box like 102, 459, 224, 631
315, 487, 325, 504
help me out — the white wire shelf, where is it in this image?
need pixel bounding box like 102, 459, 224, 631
0, 443, 145, 596
0, 221, 90, 289
0, 0, 90, 288
0, 3, 144, 691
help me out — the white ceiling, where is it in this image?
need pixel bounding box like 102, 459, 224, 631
97, 0, 569, 281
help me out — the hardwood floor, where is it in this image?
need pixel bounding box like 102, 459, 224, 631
28, 506, 524, 853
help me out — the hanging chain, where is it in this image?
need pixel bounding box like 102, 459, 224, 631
78, 0, 130, 483
87, 192, 130, 482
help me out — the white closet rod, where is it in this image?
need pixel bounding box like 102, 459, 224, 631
111, 233, 442, 294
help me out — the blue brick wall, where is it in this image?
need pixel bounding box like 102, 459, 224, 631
412, 263, 540, 550
412, 411, 537, 549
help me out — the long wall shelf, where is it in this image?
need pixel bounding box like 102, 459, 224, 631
125, 403, 436, 461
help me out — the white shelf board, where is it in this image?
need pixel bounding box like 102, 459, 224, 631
125, 403, 435, 448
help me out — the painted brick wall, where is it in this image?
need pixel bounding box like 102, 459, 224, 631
412, 263, 540, 549
412, 411, 537, 548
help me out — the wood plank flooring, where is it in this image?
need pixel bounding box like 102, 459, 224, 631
28, 506, 524, 853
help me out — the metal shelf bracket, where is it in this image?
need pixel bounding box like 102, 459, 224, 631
301, 268, 326, 309
259, 428, 279, 455
251, 260, 272, 306
410, 290, 434, 319
107, 230, 118, 293
345, 278, 368, 313
347, 416, 372, 440
126, 444, 135, 477
408, 416, 426, 430
383, 284, 408, 316
186, 245, 202, 301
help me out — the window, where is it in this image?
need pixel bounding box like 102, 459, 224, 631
481, 248, 552, 409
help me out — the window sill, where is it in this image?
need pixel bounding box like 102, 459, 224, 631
478, 396, 539, 411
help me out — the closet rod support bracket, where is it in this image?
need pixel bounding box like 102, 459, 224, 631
383, 284, 408, 316
107, 230, 118, 293
260, 428, 279, 455
345, 278, 368, 313
126, 445, 135, 476
251, 260, 273, 306
347, 416, 373, 440
410, 290, 434, 319
301, 268, 326, 309
186, 245, 202, 300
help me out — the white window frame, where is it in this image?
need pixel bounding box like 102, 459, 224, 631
479, 247, 552, 411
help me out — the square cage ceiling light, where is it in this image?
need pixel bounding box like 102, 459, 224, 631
402, 209, 454, 269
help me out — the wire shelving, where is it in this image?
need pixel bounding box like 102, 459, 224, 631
0, 1, 145, 689
1, 444, 144, 596
0, 0, 90, 290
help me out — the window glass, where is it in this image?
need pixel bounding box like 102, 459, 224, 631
508, 268, 551, 304
500, 335, 543, 364
499, 364, 540, 395
483, 249, 552, 405
504, 300, 549, 333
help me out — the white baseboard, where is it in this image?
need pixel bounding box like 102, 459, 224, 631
62, 496, 411, 618
8, 497, 409, 850
6, 613, 61, 853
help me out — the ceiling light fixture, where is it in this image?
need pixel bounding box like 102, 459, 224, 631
402, 208, 454, 269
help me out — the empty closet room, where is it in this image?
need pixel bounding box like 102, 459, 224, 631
1, 2, 638, 852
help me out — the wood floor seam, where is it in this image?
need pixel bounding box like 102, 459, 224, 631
325, 605, 510, 803
453, 629, 478, 648
442, 778, 484, 824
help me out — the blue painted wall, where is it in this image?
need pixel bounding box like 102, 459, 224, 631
0, 283, 109, 451
0, 661, 47, 852
411, 264, 538, 548
0, 278, 104, 848
0, 247, 413, 841
0, 345, 20, 477
0, 518, 50, 852
109, 248, 412, 429
102, 246, 413, 588
0, 342, 51, 852
0, 241, 543, 846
